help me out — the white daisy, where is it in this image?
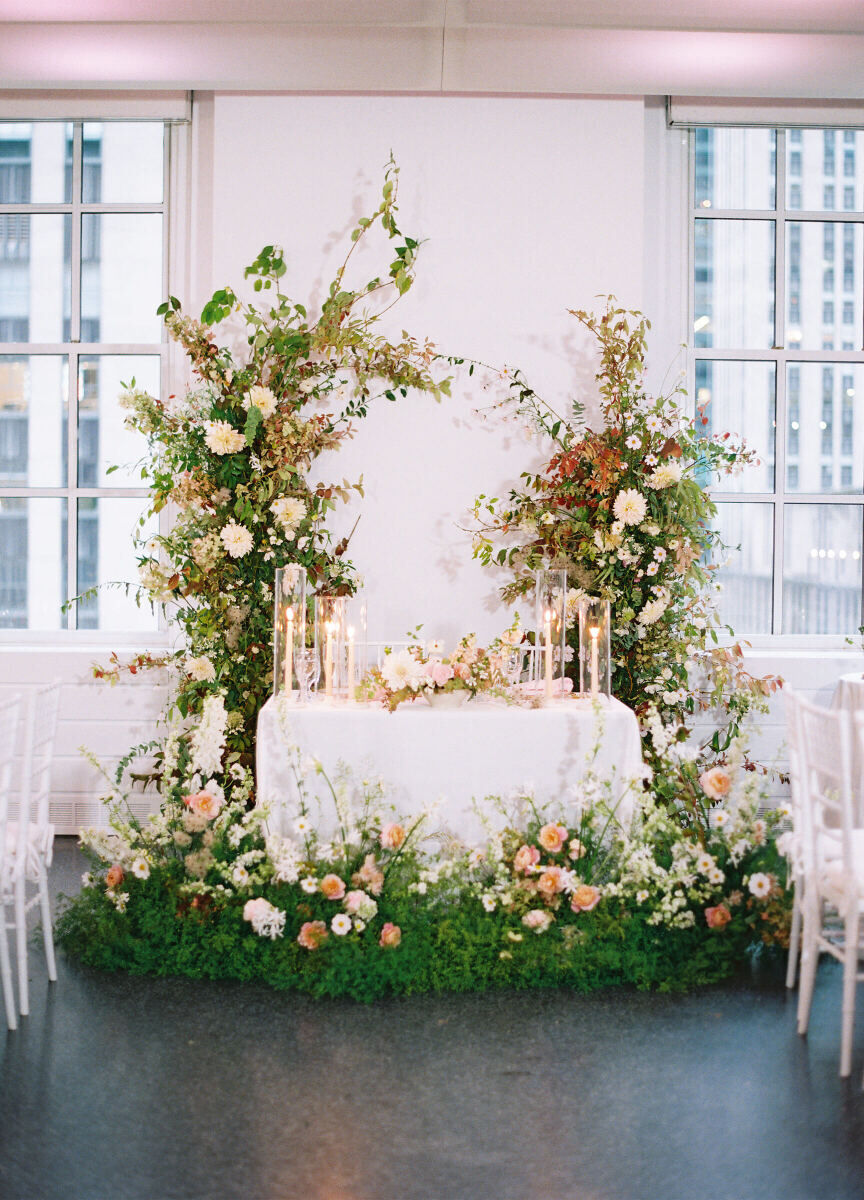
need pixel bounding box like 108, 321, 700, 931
294, 815, 311, 835
708, 866, 725, 885
130, 856, 150, 880
646, 414, 664, 432
220, 521, 254, 558
625, 435, 641, 450
646, 562, 659, 576
481, 894, 497, 912
653, 547, 667, 561
748, 872, 773, 899
204, 420, 245, 456
643, 453, 658, 466
636, 889, 649, 903
232, 865, 250, 888
709, 809, 729, 829
331, 913, 352, 936
300, 877, 318, 894
696, 852, 715, 874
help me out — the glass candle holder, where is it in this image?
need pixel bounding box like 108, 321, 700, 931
314, 594, 346, 700
341, 594, 368, 700
534, 568, 568, 700
273, 566, 306, 699
578, 597, 612, 699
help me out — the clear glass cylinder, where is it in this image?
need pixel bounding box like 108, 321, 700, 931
273, 566, 306, 698
578, 597, 612, 699
342, 594, 368, 700
534, 568, 568, 700
314, 594, 346, 700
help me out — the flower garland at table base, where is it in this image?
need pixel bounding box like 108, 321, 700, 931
56, 698, 792, 1002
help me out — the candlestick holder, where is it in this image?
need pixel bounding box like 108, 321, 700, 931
534, 568, 568, 700
273, 566, 306, 699
578, 597, 612, 699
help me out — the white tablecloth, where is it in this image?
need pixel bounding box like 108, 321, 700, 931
256, 695, 646, 843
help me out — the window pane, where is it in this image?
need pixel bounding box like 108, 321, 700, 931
76, 497, 158, 632
82, 122, 164, 204
0, 214, 70, 343
712, 502, 774, 633
786, 222, 863, 351
694, 219, 775, 349
695, 360, 775, 493
786, 129, 864, 211
786, 362, 864, 494
0, 496, 66, 629
694, 128, 775, 210
81, 213, 162, 344
0, 122, 70, 205
0, 355, 68, 486
783, 503, 862, 633
78, 355, 158, 487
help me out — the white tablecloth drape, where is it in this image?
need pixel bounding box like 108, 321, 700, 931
256, 695, 646, 843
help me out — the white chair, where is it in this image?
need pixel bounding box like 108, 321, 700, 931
783, 688, 807, 990
794, 690, 864, 1079
8, 681, 60, 1017
0, 693, 22, 1030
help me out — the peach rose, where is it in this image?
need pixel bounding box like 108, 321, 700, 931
538, 823, 568, 854
705, 904, 731, 929
380, 823, 406, 851
428, 661, 455, 687
352, 853, 384, 896
536, 866, 567, 898
297, 920, 328, 950
570, 884, 601, 913
379, 922, 402, 948
453, 662, 471, 680
513, 844, 541, 874
320, 874, 346, 901
184, 789, 223, 821
699, 766, 732, 801
105, 864, 124, 889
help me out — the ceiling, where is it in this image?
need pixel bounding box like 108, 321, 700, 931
0, 0, 863, 96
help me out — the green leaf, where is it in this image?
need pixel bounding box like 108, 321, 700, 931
244, 406, 263, 445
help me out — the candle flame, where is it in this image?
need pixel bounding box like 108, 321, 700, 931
347, 625, 355, 640
589, 626, 599, 638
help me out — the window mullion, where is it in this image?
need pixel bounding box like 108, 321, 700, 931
773, 131, 787, 633
66, 349, 79, 631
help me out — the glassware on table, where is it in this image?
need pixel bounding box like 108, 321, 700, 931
534, 568, 568, 700
578, 597, 612, 699
295, 648, 321, 703
502, 648, 525, 686
273, 565, 306, 699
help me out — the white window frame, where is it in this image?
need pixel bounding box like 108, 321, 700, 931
687, 123, 864, 649
0, 98, 190, 647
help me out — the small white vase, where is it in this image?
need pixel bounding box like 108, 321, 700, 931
425, 689, 469, 709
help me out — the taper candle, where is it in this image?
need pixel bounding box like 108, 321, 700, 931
544, 607, 553, 700
347, 625, 355, 700
589, 625, 599, 698
284, 607, 294, 694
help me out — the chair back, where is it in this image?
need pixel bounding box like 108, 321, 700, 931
0, 693, 21, 868
794, 689, 856, 883
783, 688, 808, 878
20, 681, 61, 833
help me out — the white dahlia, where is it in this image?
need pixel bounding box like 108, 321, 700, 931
647, 462, 683, 490
637, 596, 669, 626
270, 496, 307, 534
613, 488, 648, 527
187, 655, 216, 682
204, 420, 245, 456
220, 521, 254, 558
381, 648, 426, 692
243, 385, 278, 418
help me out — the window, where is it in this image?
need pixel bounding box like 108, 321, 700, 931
0, 120, 167, 631
692, 126, 864, 635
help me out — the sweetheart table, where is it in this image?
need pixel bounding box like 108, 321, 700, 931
256, 695, 646, 842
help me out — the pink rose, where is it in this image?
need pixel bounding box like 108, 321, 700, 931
380, 823, 406, 851
184, 789, 223, 821
319, 874, 346, 901
536, 866, 567, 898
570, 884, 601, 913
428, 661, 455, 687
705, 904, 731, 929
453, 663, 471, 680
298, 920, 328, 950
513, 844, 541, 874
379, 922, 402, 948
699, 766, 732, 801
105, 864, 124, 889
352, 853, 384, 896
538, 823, 568, 854
344, 890, 369, 916
522, 909, 553, 933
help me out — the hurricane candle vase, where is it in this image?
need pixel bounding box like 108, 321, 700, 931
273, 566, 307, 699
578, 597, 612, 699
534, 568, 568, 700
314, 595, 346, 700
341, 595, 368, 700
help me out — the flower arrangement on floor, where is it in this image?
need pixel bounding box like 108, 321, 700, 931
470, 300, 782, 815
57, 698, 791, 1000
89, 158, 448, 765
357, 622, 525, 711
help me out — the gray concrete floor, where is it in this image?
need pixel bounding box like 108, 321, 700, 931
1, 838, 864, 1200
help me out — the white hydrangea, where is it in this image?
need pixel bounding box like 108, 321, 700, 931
189, 694, 228, 777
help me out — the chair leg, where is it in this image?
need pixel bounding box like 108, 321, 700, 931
787, 880, 802, 989
14, 873, 27, 1018
797, 899, 820, 1035
840, 906, 860, 1078
37, 866, 56, 982
0, 916, 16, 1031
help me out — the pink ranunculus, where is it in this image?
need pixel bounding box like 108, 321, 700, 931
513, 844, 541, 874
705, 903, 731, 929
353, 853, 384, 896
453, 662, 471, 680
538, 823, 568, 854
380, 823, 406, 851
570, 884, 601, 913
297, 920, 328, 950
319, 874, 346, 901
379, 922, 402, 948
521, 909, 553, 933
428, 660, 455, 688
344, 889, 369, 916
699, 766, 732, 800
105, 864, 124, 889
185, 789, 223, 821
536, 866, 567, 898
